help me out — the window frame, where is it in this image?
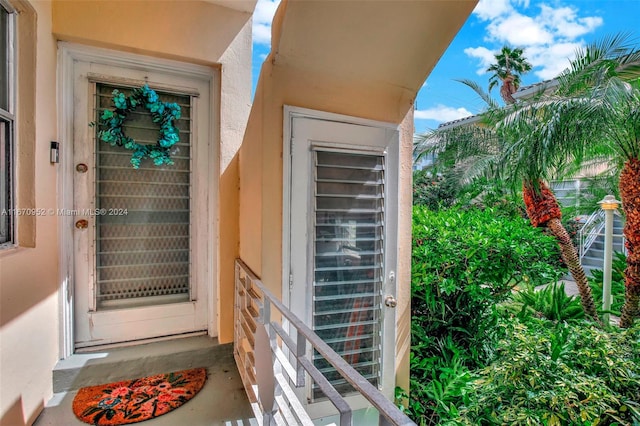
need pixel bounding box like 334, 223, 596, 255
0, 0, 16, 247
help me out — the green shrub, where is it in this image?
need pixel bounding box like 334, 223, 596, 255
412, 206, 563, 347
457, 178, 527, 220
413, 171, 527, 219
404, 333, 474, 425
413, 169, 460, 210
509, 281, 585, 322
452, 318, 640, 426
409, 206, 564, 424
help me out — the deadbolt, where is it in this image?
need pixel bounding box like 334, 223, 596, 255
384, 295, 397, 308
75, 219, 89, 229
76, 163, 88, 173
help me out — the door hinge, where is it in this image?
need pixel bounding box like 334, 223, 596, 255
289, 273, 294, 290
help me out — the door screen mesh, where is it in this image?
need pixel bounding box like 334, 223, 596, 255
312, 150, 384, 398
94, 83, 192, 309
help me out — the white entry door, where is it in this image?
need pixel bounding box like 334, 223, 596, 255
286, 110, 399, 411
70, 55, 214, 348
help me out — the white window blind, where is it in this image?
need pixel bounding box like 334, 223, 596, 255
312, 149, 384, 398
94, 83, 192, 309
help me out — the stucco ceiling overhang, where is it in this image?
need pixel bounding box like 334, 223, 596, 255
272, 0, 477, 96
202, 0, 257, 14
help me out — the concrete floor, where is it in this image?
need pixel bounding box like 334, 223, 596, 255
34, 338, 256, 426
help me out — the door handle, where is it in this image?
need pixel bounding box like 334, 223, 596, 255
384, 295, 397, 308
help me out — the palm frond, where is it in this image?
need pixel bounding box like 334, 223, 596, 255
557, 32, 640, 96
454, 79, 501, 111
419, 34, 640, 194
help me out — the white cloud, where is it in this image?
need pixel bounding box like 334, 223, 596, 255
473, 0, 513, 20
253, 0, 281, 46
473, 0, 530, 20
464, 46, 498, 74
486, 13, 554, 46
539, 5, 603, 39
415, 105, 473, 123
465, 0, 603, 81
526, 42, 581, 79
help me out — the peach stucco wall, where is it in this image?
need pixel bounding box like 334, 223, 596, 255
1, 1, 252, 423
0, 2, 60, 424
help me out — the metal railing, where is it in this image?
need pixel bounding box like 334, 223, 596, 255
579, 210, 627, 259
578, 209, 606, 259
234, 259, 415, 426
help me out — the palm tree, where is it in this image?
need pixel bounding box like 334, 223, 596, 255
416, 79, 602, 323
487, 46, 532, 104
492, 34, 640, 327
520, 180, 599, 323
567, 69, 640, 327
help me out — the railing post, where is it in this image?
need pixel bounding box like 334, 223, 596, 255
296, 331, 306, 387
379, 413, 393, 426
261, 295, 271, 326
263, 412, 274, 426
340, 411, 352, 426
234, 264, 239, 349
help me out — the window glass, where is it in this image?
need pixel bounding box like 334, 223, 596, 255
0, 4, 12, 245
0, 5, 9, 111
0, 119, 10, 243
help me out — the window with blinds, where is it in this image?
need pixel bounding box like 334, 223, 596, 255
312, 150, 384, 398
94, 83, 192, 309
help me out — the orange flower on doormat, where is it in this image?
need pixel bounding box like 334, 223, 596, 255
72, 368, 207, 425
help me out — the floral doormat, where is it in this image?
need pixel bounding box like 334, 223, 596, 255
72, 368, 207, 425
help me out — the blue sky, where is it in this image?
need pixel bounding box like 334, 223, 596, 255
251, 0, 640, 134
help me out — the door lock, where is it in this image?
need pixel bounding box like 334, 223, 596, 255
75, 219, 89, 229
384, 295, 397, 308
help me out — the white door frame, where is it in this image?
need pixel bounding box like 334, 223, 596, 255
282, 105, 400, 416
57, 43, 219, 358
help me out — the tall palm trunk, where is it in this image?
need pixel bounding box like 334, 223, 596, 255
619, 158, 640, 328
522, 181, 601, 323
500, 75, 517, 104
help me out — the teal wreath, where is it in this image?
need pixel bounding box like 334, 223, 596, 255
94, 85, 182, 169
